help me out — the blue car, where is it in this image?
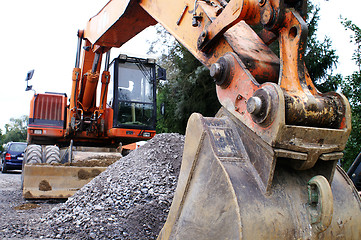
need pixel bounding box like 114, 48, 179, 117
1, 142, 27, 173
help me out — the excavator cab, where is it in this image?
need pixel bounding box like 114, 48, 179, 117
109, 55, 157, 133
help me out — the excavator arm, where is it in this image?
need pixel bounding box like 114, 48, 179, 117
71, 0, 360, 238
66, 0, 159, 138
80, 0, 350, 170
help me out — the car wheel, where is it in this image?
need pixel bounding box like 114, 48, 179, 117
1, 160, 8, 173
21, 155, 26, 189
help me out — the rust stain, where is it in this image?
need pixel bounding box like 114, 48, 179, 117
23, 191, 34, 199
78, 169, 101, 180
39, 180, 52, 191
13, 203, 40, 210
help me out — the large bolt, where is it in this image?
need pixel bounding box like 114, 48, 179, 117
247, 96, 263, 115
210, 63, 222, 80
192, 16, 199, 27
261, 8, 273, 26
248, 88, 275, 126
197, 30, 208, 50
210, 55, 233, 88
259, 0, 266, 6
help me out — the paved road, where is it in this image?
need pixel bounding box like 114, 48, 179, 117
0, 170, 23, 212
0, 170, 21, 190
0, 171, 28, 237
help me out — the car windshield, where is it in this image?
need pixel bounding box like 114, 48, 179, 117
9, 143, 27, 152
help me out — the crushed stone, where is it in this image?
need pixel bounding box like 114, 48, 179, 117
1, 133, 184, 239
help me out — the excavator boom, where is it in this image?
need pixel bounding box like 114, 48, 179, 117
87, 0, 350, 166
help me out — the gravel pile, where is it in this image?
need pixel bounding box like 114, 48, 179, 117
3, 133, 184, 239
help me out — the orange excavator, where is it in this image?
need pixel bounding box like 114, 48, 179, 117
27, 0, 361, 238
23, 18, 166, 198
23, 52, 163, 198
26, 51, 160, 148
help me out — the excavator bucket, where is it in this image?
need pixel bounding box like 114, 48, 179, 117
22, 148, 121, 199
158, 111, 361, 239
22, 165, 107, 199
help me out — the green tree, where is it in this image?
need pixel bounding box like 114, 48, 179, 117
156, 44, 220, 134
2, 116, 28, 144
338, 19, 361, 170
305, 4, 339, 89
0, 129, 4, 152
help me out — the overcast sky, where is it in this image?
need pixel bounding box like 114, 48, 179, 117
0, 0, 360, 131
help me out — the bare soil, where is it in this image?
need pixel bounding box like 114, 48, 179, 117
33, 152, 121, 167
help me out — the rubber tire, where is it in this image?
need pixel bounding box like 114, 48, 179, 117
24, 145, 42, 164
21, 158, 25, 189
22, 144, 42, 190
1, 160, 8, 173
44, 145, 61, 164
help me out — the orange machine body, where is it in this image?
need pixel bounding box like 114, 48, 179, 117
27, 55, 158, 148
28, 93, 66, 143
